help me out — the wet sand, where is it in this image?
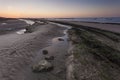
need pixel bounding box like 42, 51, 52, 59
69, 21, 120, 33
0, 19, 27, 35
0, 19, 70, 80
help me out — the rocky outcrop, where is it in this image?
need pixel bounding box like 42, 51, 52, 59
67, 28, 82, 44
66, 27, 120, 80
32, 60, 53, 72
25, 22, 44, 33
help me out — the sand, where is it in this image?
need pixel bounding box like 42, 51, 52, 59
0, 19, 69, 80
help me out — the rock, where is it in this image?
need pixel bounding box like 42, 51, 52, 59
42, 50, 48, 55
32, 60, 53, 72
45, 56, 54, 60
58, 38, 64, 41
67, 28, 82, 44
25, 25, 33, 33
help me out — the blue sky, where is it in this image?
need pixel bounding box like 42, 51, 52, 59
0, 0, 120, 18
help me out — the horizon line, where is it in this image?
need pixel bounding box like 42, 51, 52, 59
1, 16, 120, 19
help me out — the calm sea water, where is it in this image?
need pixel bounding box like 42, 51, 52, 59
51, 17, 120, 23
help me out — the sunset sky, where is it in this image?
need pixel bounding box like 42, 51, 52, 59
0, 0, 120, 18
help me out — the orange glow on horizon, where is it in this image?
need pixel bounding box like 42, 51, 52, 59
0, 7, 119, 18
0, 11, 83, 18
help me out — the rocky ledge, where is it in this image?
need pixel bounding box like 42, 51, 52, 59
66, 27, 120, 80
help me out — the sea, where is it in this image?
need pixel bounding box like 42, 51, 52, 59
50, 17, 120, 23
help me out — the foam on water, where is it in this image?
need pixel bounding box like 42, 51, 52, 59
50, 22, 72, 29
16, 29, 26, 34
2, 23, 7, 25
19, 19, 35, 25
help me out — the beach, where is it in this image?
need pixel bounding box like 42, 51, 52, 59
0, 18, 120, 80
0, 18, 69, 80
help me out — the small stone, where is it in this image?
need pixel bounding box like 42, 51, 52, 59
42, 50, 48, 55
45, 56, 54, 60
32, 60, 53, 72
58, 38, 64, 41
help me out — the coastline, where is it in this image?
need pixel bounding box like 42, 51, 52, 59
0, 18, 120, 80
65, 23, 120, 80
0, 20, 68, 80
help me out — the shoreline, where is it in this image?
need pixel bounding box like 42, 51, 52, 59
0, 20, 68, 80
66, 25, 120, 80
0, 18, 120, 80
50, 20, 120, 34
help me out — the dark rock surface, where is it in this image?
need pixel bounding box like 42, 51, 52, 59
58, 38, 64, 41
42, 50, 48, 55
67, 27, 120, 80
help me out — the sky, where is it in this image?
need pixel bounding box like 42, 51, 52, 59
0, 0, 120, 18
